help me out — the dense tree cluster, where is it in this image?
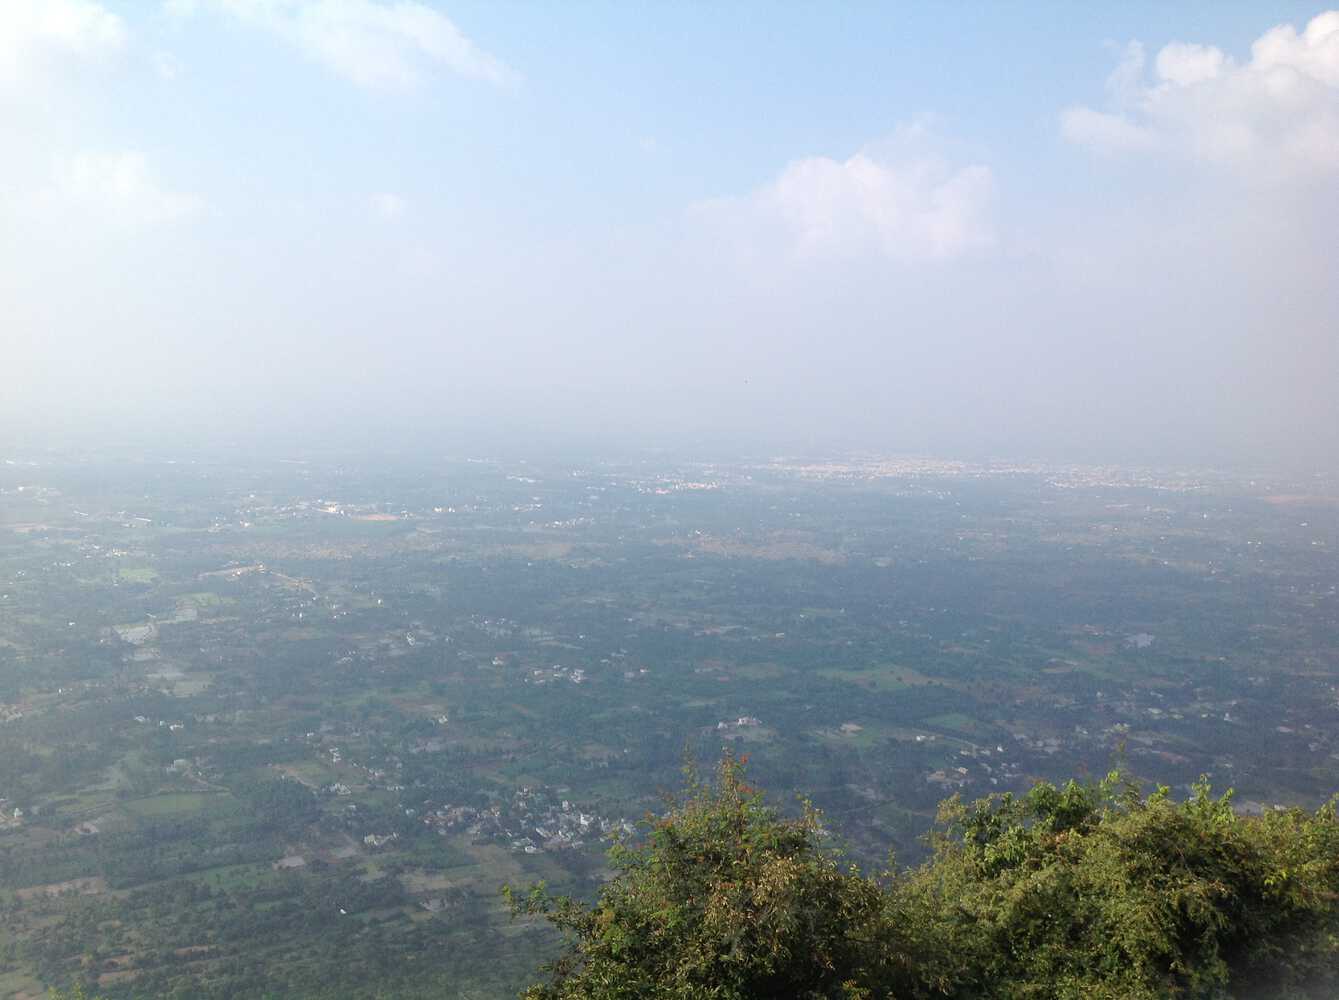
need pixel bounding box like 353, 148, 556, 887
511, 755, 1339, 999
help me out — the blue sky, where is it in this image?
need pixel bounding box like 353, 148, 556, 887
4, 2, 1338, 465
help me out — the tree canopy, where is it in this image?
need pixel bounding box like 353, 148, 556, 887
510, 755, 1339, 999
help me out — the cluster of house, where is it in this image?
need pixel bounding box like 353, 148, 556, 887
635, 477, 721, 495
323, 743, 393, 781
526, 664, 586, 685
714, 716, 763, 738
916, 672, 1337, 798
133, 715, 185, 731
418, 787, 634, 855
0, 799, 22, 828
925, 742, 1022, 790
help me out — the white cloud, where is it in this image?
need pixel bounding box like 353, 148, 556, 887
46, 151, 202, 226
0, 0, 126, 85
175, 0, 517, 90
698, 131, 995, 265
153, 50, 184, 81
1103, 41, 1147, 105
1253, 10, 1339, 85
1059, 106, 1155, 153
369, 191, 406, 219
1155, 42, 1227, 86
1065, 10, 1339, 177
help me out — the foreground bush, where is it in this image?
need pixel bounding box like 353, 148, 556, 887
510, 755, 1339, 999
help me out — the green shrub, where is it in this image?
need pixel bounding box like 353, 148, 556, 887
512, 758, 1339, 999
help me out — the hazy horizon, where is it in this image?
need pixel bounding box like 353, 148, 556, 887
6, 2, 1339, 469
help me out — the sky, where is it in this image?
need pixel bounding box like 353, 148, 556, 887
3, 1, 1338, 467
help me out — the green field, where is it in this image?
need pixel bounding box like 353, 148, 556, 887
117, 566, 160, 583
123, 792, 224, 819
817, 665, 937, 691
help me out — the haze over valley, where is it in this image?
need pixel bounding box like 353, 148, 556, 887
4, 3, 1339, 998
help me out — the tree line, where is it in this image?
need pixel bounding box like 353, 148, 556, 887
509, 754, 1339, 999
